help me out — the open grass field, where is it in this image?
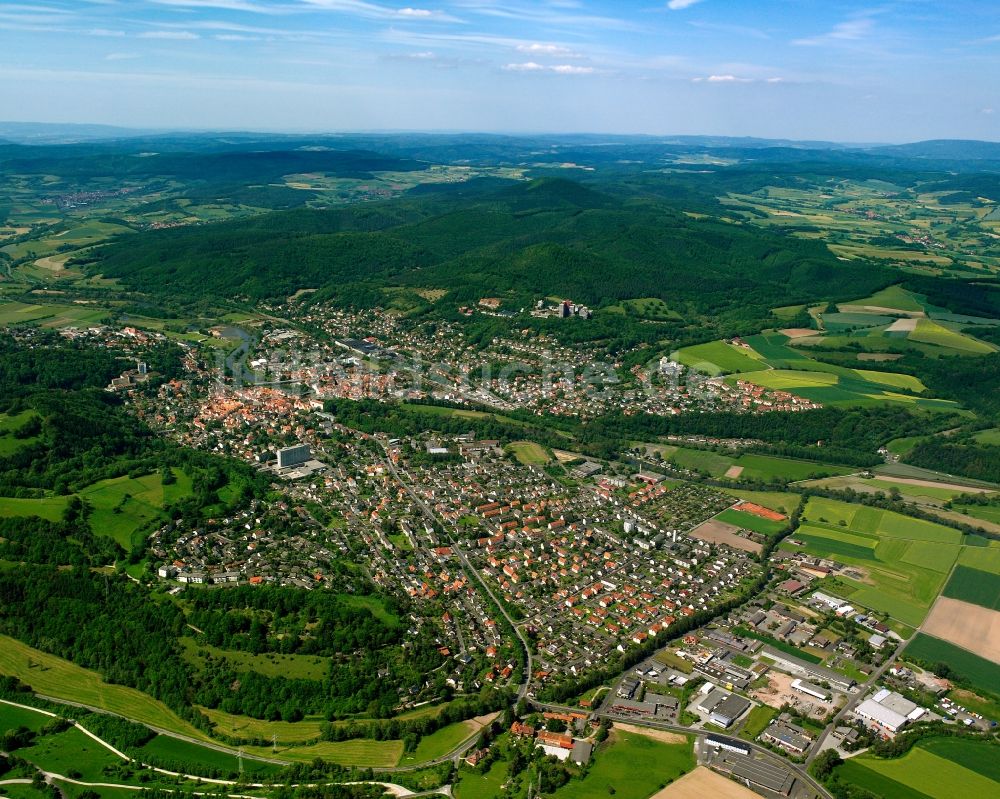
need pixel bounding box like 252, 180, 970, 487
942, 565, 1000, 609
506, 440, 550, 466
672, 340, 764, 375
20, 726, 124, 782
136, 735, 282, 776
842, 285, 927, 313
0, 495, 72, 522
838, 739, 1000, 799
336, 593, 400, 627
920, 597, 1000, 664
0, 701, 55, 732
245, 737, 403, 767
920, 737, 1000, 783
179, 638, 328, 681
455, 760, 509, 799
79, 470, 193, 549
0, 635, 209, 741
551, 730, 694, 799
905, 634, 1000, 697
973, 428, 1000, 445
197, 705, 324, 744
662, 446, 734, 477
954, 504, 1000, 525
398, 719, 480, 766
733, 453, 854, 482
714, 508, 786, 536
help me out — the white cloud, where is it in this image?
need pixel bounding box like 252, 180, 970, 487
398, 8, 433, 17
983, 108, 996, 115
667, 0, 703, 10
503, 61, 545, 71
138, 30, 200, 39
88, 28, 126, 37
105, 52, 139, 61
504, 62, 594, 75
215, 33, 261, 40
516, 43, 574, 56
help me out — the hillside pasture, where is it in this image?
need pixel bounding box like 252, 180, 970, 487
0, 635, 209, 740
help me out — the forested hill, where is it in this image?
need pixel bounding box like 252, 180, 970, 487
83, 176, 894, 325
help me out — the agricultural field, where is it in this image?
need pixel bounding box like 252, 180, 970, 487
908, 319, 996, 354
920, 597, 1000, 664
782, 497, 963, 625
0, 495, 72, 522
957, 540, 1000, 573
802, 474, 980, 505
836, 737, 1000, 799
954, 504, 1000, 525
0, 634, 209, 741
732, 453, 854, 482
650, 766, 763, 799
941, 565, 1000, 610
551, 730, 694, 799
672, 340, 765, 375
905, 634, 1000, 698
244, 737, 403, 767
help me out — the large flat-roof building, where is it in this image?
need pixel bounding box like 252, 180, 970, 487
277, 444, 311, 469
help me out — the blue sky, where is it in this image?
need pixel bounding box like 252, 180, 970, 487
1, 1, 998, 141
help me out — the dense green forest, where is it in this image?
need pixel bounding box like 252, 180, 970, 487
84, 177, 896, 350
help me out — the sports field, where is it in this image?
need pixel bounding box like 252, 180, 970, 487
0, 634, 209, 741
506, 440, 551, 466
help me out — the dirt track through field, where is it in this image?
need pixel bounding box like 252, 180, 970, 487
921, 597, 1000, 664
647, 766, 762, 799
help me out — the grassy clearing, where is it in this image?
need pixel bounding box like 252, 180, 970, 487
551, 731, 694, 799
179, 638, 328, 681
335, 593, 400, 627
0, 495, 71, 522
0, 635, 208, 741
506, 440, 551, 466
80, 470, 193, 549
973, 428, 1000, 445
733, 453, 854, 482
842, 285, 927, 313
